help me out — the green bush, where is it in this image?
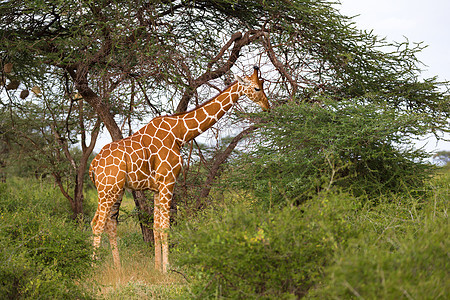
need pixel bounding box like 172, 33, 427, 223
308, 174, 449, 299
0, 178, 94, 299
173, 192, 360, 299
173, 172, 448, 299
232, 99, 435, 206
308, 217, 448, 299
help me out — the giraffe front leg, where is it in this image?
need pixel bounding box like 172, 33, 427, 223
105, 216, 121, 269
161, 226, 169, 273
158, 182, 175, 273
153, 192, 162, 272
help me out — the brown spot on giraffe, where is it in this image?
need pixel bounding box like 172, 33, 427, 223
89, 66, 269, 273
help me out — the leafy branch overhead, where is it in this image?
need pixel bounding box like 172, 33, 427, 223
2, 1, 447, 116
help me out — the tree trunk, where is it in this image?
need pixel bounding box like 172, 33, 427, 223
72, 172, 84, 220
72, 152, 91, 220
132, 191, 154, 243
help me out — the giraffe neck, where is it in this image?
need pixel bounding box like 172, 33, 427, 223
176, 82, 244, 143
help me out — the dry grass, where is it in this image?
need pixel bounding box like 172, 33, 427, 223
92, 254, 186, 299
87, 193, 187, 299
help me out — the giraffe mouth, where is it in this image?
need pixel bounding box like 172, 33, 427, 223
259, 101, 270, 112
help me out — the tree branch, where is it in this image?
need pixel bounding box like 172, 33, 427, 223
52, 172, 74, 207
262, 32, 298, 98
197, 125, 256, 208
51, 124, 77, 171
176, 30, 266, 113
66, 65, 123, 141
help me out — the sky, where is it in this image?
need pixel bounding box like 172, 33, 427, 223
338, 0, 450, 153
338, 0, 450, 82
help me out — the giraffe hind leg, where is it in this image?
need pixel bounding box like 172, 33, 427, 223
104, 217, 121, 269
104, 197, 123, 269
91, 205, 106, 264
154, 182, 175, 273
91, 195, 121, 265
153, 192, 162, 271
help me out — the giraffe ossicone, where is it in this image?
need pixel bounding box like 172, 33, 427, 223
89, 66, 269, 273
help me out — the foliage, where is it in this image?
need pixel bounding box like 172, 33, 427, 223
173, 171, 449, 299
0, 94, 73, 179
2, 0, 448, 110
307, 172, 449, 299
231, 99, 436, 206
0, 178, 94, 299
173, 193, 355, 299
0, 67, 100, 217
1, 0, 449, 212
2, 0, 448, 144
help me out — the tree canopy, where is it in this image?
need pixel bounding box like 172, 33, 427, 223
1, 0, 449, 208
3, 1, 447, 119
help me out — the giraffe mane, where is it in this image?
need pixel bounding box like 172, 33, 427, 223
155, 81, 238, 119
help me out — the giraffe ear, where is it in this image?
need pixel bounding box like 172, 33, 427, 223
235, 75, 249, 86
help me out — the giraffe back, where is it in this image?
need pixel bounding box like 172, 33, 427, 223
90, 117, 183, 193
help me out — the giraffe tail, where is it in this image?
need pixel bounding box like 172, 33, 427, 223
91, 210, 99, 228
89, 157, 97, 185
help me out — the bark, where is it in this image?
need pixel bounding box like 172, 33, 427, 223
52, 170, 82, 220
72, 172, 84, 219
66, 66, 123, 141
132, 191, 155, 243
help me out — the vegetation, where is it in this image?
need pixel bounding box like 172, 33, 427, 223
1, 171, 447, 299
173, 173, 449, 299
0, 0, 449, 298
232, 99, 436, 206
0, 178, 94, 299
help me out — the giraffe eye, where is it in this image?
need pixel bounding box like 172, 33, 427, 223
254, 87, 261, 92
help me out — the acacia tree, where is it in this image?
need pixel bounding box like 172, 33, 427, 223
1, 0, 448, 228
0, 68, 100, 219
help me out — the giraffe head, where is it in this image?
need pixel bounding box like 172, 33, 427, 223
235, 66, 270, 111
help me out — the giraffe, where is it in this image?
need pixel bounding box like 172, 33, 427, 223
89, 66, 269, 273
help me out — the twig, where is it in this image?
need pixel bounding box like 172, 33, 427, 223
169, 269, 190, 283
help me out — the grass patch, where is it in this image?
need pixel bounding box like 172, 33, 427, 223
91, 255, 186, 299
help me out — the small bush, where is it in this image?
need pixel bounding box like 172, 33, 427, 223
173, 193, 360, 299
308, 179, 449, 299
308, 217, 448, 299
0, 178, 94, 299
